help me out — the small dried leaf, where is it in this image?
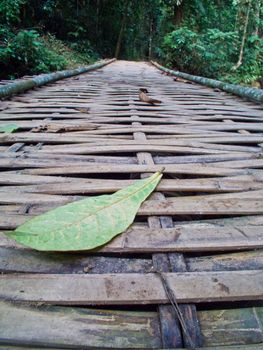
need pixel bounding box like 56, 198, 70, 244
31, 123, 97, 133
75, 107, 90, 113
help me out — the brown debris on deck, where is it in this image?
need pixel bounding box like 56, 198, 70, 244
0, 60, 263, 349
31, 122, 97, 133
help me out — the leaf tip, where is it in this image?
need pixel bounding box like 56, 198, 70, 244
158, 166, 165, 174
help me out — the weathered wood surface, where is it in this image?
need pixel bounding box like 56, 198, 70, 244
1, 174, 262, 193
2, 221, 262, 253
199, 307, 263, 347
1, 271, 262, 304
1, 347, 263, 350
19, 163, 257, 176
1, 60, 263, 348
0, 301, 161, 349
0, 190, 262, 216
0, 301, 262, 349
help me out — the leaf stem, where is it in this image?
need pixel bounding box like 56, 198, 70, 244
158, 166, 165, 174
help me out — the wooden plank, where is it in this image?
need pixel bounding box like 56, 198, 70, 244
0, 125, 235, 138
19, 99, 254, 107
0, 172, 74, 185
2, 131, 262, 144
0, 270, 262, 304
0, 302, 161, 349
0, 248, 152, 273
186, 250, 263, 272
22, 141, 263, 153
186, 122, 263, 132
0, 132, 134, 144
0, 156, 137, 169
190, 135, 263, 144
29, 144, 244, 155
10, 115, 263, 126
1, 222, 262, 254
0, 113, 87, 120
22, 163, 248, 176
1, 346, 263, 350
2, 150, 261, 170
5, 105, 261, 116
213, 158, 263, 169
0, 152, 137, 167
3, 107, 87, 114
0, 134, 249, 146
0, 192, 263, 227
199, 307, 263, 347
0, 214, 33, 229
0, 175, 261, 194
0, 192, 77, 205
46, 143, 262, 154
3, 109, 255, 120
140, 191, 263, 216
192, 115, 263, 122
6, 142, 24, 152
155, 152, 261, 162
146, 135, 263, 144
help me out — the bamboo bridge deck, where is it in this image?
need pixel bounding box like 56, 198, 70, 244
0, 60, 263, 349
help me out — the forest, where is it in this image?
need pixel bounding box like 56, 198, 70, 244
0, 0, 262, 86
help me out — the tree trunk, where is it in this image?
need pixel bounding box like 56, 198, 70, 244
173, 3, 183, 27
115, 1, 128, 59
233, 0, 252, 70
148, 18, 153, 60
253, 0, 261, 36
96, 0, 100, 39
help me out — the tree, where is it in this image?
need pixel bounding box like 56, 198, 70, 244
233, 0, 252, 70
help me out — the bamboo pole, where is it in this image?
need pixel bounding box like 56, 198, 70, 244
0, 59, 116, 99
151, 61, 263, 104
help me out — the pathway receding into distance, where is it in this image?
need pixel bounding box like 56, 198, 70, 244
0, 60, 263, 349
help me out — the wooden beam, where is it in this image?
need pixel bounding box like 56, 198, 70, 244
0, 270, 262, 304
22, 163, 247, 176
0, 175, 262, 194
0, 301, 161, 349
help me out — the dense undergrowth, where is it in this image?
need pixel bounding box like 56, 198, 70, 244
0, 0, 98, 79
159, 1, 263, 86
0, 29, 98, 79
0, 0, 262, 86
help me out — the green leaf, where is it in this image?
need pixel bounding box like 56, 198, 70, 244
7, 171, 163, 251
0, 123, 19, 133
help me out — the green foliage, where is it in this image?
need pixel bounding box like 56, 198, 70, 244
8, 171, 163, 251
0, 0, 25, 24
43, 34, 98, 68
0, 0, 98, 78
0, 28, 98, 79
0, 0, 261, 85
163, 27, 239, 77
224, 35, 263, 84
160, 0, 263, 85
0, 29, 67, 78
